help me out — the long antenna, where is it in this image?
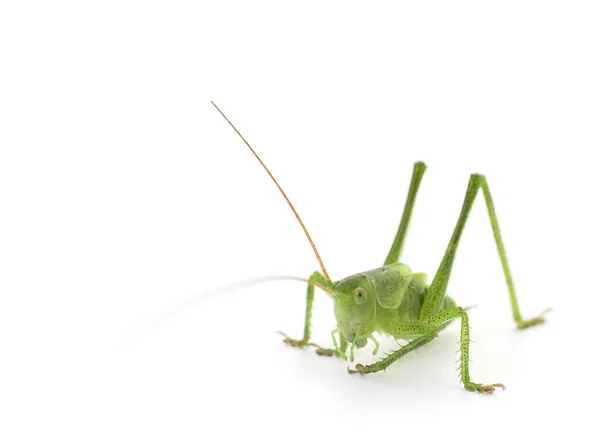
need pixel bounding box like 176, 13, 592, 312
124, 275, 337, 341
211, 101, 331, 283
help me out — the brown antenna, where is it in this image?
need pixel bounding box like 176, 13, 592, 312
211, 101, 331, 283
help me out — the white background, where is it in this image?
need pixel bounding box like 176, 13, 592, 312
1, 1, 598, 443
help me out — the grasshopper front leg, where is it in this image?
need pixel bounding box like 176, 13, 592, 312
278, 271, 346, 359
277, 271, 322, 348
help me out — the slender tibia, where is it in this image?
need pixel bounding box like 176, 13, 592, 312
449, 308, 506, 394
349, 307, 505, 393
347, 331, 438, 374
422, 307, 505, 393
384, 162, 427, 266
420, 174, 548, 328
278, 271, 324, 347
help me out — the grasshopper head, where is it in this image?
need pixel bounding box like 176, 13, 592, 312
332, 274, 377, 346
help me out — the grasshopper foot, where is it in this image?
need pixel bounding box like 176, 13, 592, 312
347, 364, 368, 375
276, 331, 308, 348
517, 308, 552, 330
464, 381, 506, 394
308, 343, 347, 360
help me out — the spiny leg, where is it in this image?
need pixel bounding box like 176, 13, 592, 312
420, 174, 548, 328
451, 308, 505, 393
346, 313, 445, 375
278, 271, 323, 348
349, 307, 505, 394
422, 307, 505, 393
348, 331, 438, 375
276, 271, 347, 359
278, 271, 346, 358
384, 161, 427, 265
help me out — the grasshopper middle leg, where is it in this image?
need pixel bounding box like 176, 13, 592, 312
349, 307, 506, 394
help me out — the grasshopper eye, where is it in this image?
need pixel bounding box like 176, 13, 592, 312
353, 287, 368, 305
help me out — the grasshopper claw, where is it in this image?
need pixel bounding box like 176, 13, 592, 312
308, 342, 347, 360
465, 381, 506, 394
517, 308, 552, 329
277, 331, 307, 348
314, 347, 335, 357
308, 343, 334, 357
478, 383, 506, 394
347, 364, 366, 375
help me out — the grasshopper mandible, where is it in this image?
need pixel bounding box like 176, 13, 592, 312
212, 102, 548, 394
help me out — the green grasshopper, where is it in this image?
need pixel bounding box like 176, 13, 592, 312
212, 102, 548, 394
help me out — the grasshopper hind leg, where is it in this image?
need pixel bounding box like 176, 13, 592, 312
420, 173, 549, 328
